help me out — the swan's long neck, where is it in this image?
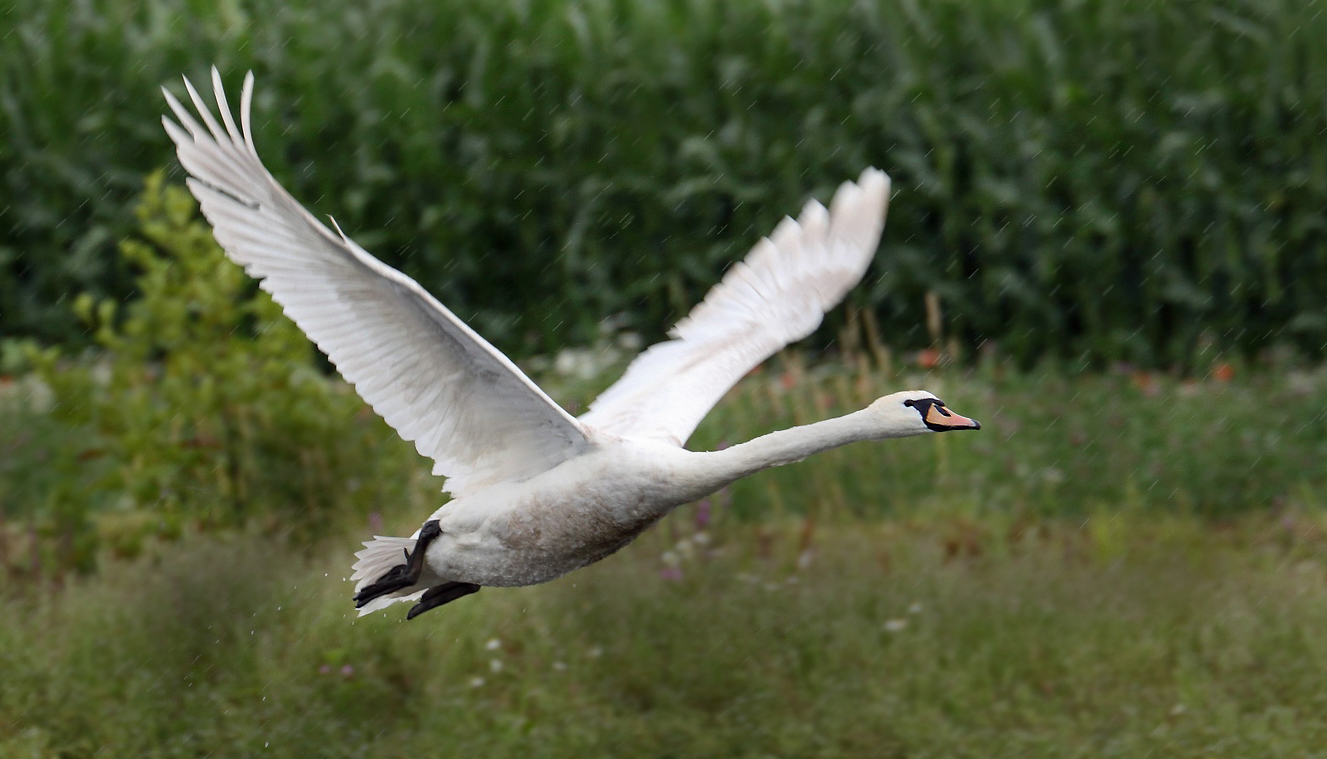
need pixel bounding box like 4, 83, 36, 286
689, 409, 899, 494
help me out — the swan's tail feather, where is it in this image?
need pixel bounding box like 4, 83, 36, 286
351, 536, 425, 617
351, 535, 414, 589
356, 588, 427, 616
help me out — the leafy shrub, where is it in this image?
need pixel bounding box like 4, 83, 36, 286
23, 172, 419, 572
3, 0, 1325, 367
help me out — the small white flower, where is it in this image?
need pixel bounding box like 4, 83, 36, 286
884, 618, 908, 633
489, 659, 504, 673
554, 349, 583, 377
91, 361, 113, 387
692, 531, 711, 546
485, 638, 501, 651
796, 550, 814, 570
661, 550, 680, 567
552, 661, 568, 672
908, 602, 923, 614
469, 677, 485, 688
18, 376, 55, 414
587, 646, 603, 658
617, 332, 643, 351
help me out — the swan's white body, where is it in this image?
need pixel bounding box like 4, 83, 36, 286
351, 403, 942, 603
162, 69, 980, 618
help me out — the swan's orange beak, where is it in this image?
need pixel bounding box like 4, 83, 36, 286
924, 403, 981, 432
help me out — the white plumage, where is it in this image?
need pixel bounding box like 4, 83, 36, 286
580, 175, 886, 446
163, 69, 980, 620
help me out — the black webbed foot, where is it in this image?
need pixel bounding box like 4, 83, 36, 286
406, 582, 481, 620
353, 520, 443, 608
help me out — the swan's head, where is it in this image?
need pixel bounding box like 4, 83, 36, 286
868, 391, 981, 437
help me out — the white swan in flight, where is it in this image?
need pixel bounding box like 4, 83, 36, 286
162, 69, 980, 620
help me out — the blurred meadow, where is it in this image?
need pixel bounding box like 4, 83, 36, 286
3, 0, 1327, 756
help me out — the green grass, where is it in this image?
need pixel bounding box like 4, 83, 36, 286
4, 356, 1327, 574
649, 354, 1327, 519
3, 362, 1327, 755
3, 511, 1327, 758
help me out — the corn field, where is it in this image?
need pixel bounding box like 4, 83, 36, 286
3, 0, 1325, 366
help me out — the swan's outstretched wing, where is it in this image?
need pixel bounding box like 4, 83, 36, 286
163, 69, 589, 496
580, 169, 890, 446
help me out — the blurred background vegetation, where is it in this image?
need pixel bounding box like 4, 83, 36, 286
3, 172, 1324, 578
3, 0, 1326, 366
3, 0, 1327, 754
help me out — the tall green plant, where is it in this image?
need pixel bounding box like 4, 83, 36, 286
4, 0, 1326, 366
26, 172, 414, 569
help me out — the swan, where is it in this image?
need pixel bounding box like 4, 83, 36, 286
162, 69, 980, 620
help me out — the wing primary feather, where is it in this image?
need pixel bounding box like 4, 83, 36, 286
239, 71, 258, 156
210, 67, 243, 142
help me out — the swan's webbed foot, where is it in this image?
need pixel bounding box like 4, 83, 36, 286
353, 520, 442, 608
406, 582, 481, 620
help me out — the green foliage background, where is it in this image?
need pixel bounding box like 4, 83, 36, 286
13, 174, 415, 571
4, 0, 1326, 366
7, 174, 1325, 580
